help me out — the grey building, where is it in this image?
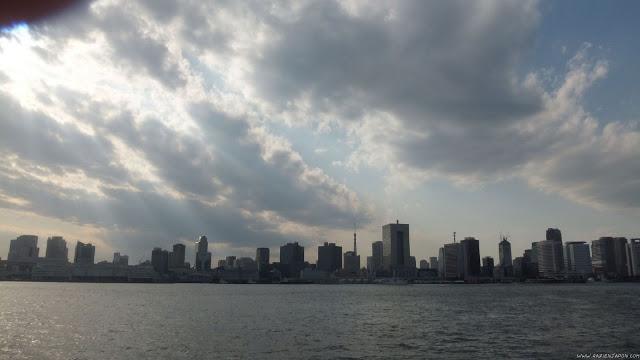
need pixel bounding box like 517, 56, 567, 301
482, 256, 494, 277
195, 235, 212, 272
419, 259, 429, 269
343, 251, 360, 274
382, 221, 411, 272
461, 237, 481, 281
280, 242, 305, 278
7, 235, 39, 272
592, 237, 628, 279
151, 247, 169, 274
317, 242, 342, 273
564, 241, 591, 276
429, 256, 438, 271
45, 236, 68, 261
442, 243, 462, 280
369, 241, 384, 274
170, 243, 186, 268
74, 241, 95, 265
499, 237, 513, 267
113, 252, 129, 266
256, 247, 270, 271
534, 239, 564, 278
627, 239, 640, 277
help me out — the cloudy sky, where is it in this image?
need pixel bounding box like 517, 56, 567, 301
0, 0, 639, 265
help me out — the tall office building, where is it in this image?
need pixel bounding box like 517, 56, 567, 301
113, 252, 129, 266
170, 243, 186, 268
419, 259, 429, 269
564, 241, 591, 276
343, 251, 360, 274
429, 256, 438, 271
612, 237, 629, 278
438, 247, 445, 276
382, 221, 411, 272
151, 247, 169, 274
498, 237, 512, 267
317, 242, 342, 273
482, 256, 494, 277
627, 239, 640, 277
534, 239, 564, 278
256, 247, 270, 272
74, 241, 95, 265
8, 235, 39, 263
280, 242, 305, 278
442, 243, 462, 280
369, 241, 384, 274
460, 237, 481, 281
592, 237, 628, 279
546, 228, 564, 273
195, 235, 212, 272
45, 236, 68, 261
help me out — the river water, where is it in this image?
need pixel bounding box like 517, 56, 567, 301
1, 282, 639, 359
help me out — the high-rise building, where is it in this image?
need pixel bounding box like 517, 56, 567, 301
45, 236, 68, 261
591, 237, 628, 279
498, 237, 512, 267
317, 242, 342, 273
225, 256, 237, 268
8, 235, 39, 263
382, 221, 411, 272
74, 241, 95, 265
369, 241, 384, 274
429, 256, 438, 271
419, 259, 429, 269
546, 228, 565, 273
460, 237, 481, 281
482, 256, 494, 277
442, 243, 462, 280
438, 247, 445, 277
195, 235, 212, 272
627, 239, 640, 277
113, 252, 129, 266
564, 241, 591, 276
534, 240, 564, 278
170, 243, 186, 268
256, 248, 270, 272
546, 228, 562, 242
151, 247, 169, 274
280, 242, 305, 278
343, 251, 360, 274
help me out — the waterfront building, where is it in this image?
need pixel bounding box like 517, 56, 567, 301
369, 241, 384, 274
442, 243, 462, 280
460, 237, 481, 281
45, 236, 68, 261
317, 242, 342, 273
546, 228, 565, 274
170, 243, 186, 268
438, 247, 445, 277
217, 259, 226, 268
74, 241, 95, 265
195, 235, 212, 272
429, 257, 438, 271
7, 235, 39, 271
256, 248, 270, 272
113, 252, 129, 266
534, 240, 564, 278
498, 236, 513, 277
564, 241, 591, 276
592, 237, 629, 279
627, 239, 640, 277
482, 256, 494, 277
382, 221, 411, 272
151, 247, 169, 274
280, 242, 305, 278
225, 256, 237, 268
419, 259, 429, 269
343, 251, 360, 275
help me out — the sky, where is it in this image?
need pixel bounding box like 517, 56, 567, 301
0, 0, 639, 266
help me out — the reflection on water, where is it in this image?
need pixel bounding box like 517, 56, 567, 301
1, 282, 639, 359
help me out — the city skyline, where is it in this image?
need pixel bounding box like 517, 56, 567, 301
2, 1, 640, 267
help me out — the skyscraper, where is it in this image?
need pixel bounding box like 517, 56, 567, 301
369, 241, 384, 274
280, 242, 304, 278
482, 256, 494, 277
592, 237, 629, 279
419, 259, 429, 269
564, 241, 591, 276
429, 256, 438, 271
546, 228, 564, 273
460, 237, 481, 281
627, 239, 640, 277
8, 235, 39, 263
195, 235, 212, 272
45, 236, 68, 261
152, 247, 169, 274
74, 241, 95, 265
256, 247, 270, 272
534, 239, 563, 278
498, 237, 512, 267
317, 242, 342, 273
170, 243, 186, 268
442, 243, 462, 280
382, 221, 410, 272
